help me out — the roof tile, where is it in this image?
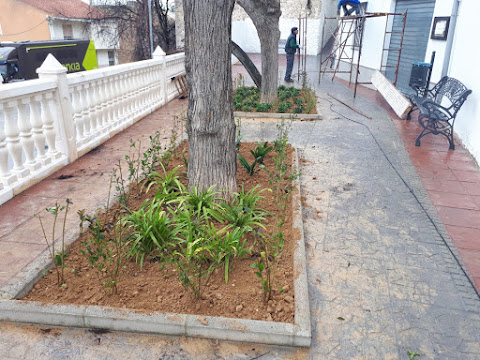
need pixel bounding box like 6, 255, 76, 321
18, 0, 104, 19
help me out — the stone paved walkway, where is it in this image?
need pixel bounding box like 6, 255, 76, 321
1, 65, 480, 358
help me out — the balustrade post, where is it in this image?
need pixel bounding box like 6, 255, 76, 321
17, 99, 40, 170
153, 46, 168, 105
30, 95, 50, 165
4, 101, 29, 178
0, 104, 17, 185
37, 54, 78, 163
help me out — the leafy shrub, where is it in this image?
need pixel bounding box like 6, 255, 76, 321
278, 90, 292, 101
243, 98, 258, 108
287, 87, 300, 97
255, 102, 273, 112
277, 85, 286, 92
242, 105, 254, 112
251, 141, 273, 164
293, 104, 305, 113
233, 94, 244, 103
277, 101, 292, 113
238, 154, 257, 176
293, 96, 304, 105
235, 88, 247, 98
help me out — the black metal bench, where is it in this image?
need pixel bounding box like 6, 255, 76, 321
409, 76, 472, 150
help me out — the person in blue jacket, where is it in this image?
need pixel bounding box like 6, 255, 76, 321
284, 27, 300, 83
338, 0, 361, 16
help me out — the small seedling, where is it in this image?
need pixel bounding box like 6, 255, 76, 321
408, 351, 421, 359
237, 154, 257, 176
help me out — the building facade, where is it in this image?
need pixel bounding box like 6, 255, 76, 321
350, 0, 479, 164
0, 0, 118, 67
175, 0, 338, 56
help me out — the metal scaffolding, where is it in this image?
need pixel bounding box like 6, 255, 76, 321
297, 16, 308, 82
318, 11, 407, 97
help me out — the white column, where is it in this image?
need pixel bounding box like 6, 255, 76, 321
0, 104, 17, 185
37, 54, 78, 163
153, 46, 168, 105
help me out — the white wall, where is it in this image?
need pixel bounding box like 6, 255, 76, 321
423, 0, 456, 83
358, 0, 395, 69
446, 0, 480, 163
48, 20, 90, 41
232, 17, 323, 56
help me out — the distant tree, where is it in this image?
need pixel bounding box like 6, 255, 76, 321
236, 0, 281, 102
87, 0, 176, 61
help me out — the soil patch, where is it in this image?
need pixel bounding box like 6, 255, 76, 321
24, 142, 297, 323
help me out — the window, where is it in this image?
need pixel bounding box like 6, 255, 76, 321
62, 24, 73, 40
108, 50, 115, 66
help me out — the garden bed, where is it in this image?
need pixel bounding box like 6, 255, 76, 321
234, 86, 317, 115
22, 141, 298, 324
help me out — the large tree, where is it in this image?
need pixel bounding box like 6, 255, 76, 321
184, 0, 237, 196
236, 0, 281, 103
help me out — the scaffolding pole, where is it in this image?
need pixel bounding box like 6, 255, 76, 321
297, 16, 308, 81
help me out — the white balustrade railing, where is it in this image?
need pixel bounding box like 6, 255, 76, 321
0, 47, 185, 205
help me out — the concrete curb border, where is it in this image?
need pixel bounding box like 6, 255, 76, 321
234, 111, 322, 120
0, 151, 311, 347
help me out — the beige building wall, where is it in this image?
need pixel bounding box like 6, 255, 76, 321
0, 0, 51, 42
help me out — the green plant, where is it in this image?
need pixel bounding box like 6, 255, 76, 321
81, 212, 129, 294
237, 154, 257, 176
146, 164, 185, 201
124, 138, 142, 191
408, 351, 421, 359
234, 102, 243, 111
255, 102, 273, 112
220, 185, 268, 231
287, 87, 300, 97
175, 185, 224, 220
123, 196, 179, 269
182, 148, 188, 169
169, 210, 219, 298
141, 131, 163, 177
233, 94, 244, 103
293, 104, 305, 113
277, 101, 292, 113
205, 224, 249, 283
243, 98, 258, 108
251, 229, 285, 302
161, 123, 178, 167
303, 88, 317, 114
242, 105, 254, 112
293, 96, 304, 105
250, 141, 273, 164
235, 118, 244, 151
278, 90, 292, 101
36, 198, 72, 286
113, 160, 128, 206
277, 85, 286, 92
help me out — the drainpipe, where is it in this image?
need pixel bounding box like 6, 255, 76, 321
441, 0, 460, 77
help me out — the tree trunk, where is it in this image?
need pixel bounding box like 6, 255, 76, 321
184, 0, 237, 197
231, 41, 262, 88
237, 0, 281, 103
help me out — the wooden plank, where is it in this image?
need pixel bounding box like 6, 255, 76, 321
371, 70, 412, 119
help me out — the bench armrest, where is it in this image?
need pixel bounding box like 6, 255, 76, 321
418, 99, 452, 122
